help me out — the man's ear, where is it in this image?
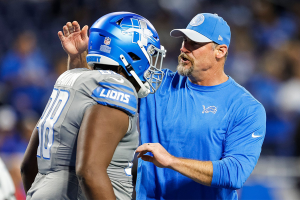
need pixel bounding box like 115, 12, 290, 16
215, 45, 228, 59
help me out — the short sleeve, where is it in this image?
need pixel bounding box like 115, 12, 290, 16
90, 76, 138, 116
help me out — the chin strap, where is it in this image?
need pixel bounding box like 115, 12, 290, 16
120, 54, 150, 98
137, 82, 151, 98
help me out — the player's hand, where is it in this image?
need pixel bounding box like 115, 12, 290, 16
58, 21, 89, 57
136, 143, 174, 168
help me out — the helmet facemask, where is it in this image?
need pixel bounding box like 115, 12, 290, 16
143, 44, 166, 94
120, 41, 166, 98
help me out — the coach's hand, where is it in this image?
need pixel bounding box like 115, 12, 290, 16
136, 143, 174, 168
58, 21, 89, 58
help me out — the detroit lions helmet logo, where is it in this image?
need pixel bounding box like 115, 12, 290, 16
202, 105, 217, 114
121, 18, 158, 46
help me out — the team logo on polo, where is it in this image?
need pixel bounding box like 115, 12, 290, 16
202, 105, 217, 114
121, 18, 158, 46
190, 14, 205, 26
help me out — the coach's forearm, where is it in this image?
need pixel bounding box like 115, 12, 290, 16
68, 51, 89, 70
169, 157, 213, 186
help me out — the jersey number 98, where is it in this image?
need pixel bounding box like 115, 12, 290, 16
37, 89, 69, 159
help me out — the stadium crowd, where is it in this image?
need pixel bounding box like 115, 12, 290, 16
0, 0, 300, 199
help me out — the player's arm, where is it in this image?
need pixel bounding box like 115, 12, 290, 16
20, 127, 39, 193
136, 143, 213, 186
58, 21, 89, 70
76, 104, 129, 200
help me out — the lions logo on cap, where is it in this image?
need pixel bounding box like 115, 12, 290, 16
190, 14, 205, 26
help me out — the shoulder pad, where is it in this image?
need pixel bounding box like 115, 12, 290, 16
91, 71, 138, 116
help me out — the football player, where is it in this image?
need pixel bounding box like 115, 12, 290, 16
21, 12, 166, 200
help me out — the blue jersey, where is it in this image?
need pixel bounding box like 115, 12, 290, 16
136, 69, 266, 200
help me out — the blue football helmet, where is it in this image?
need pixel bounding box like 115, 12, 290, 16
86, 12, 166, 98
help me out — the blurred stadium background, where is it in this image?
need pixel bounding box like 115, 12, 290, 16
1, 0, 300, 199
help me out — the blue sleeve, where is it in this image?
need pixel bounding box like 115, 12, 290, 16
91, 80, 138, 116
211, 103, 266, 189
